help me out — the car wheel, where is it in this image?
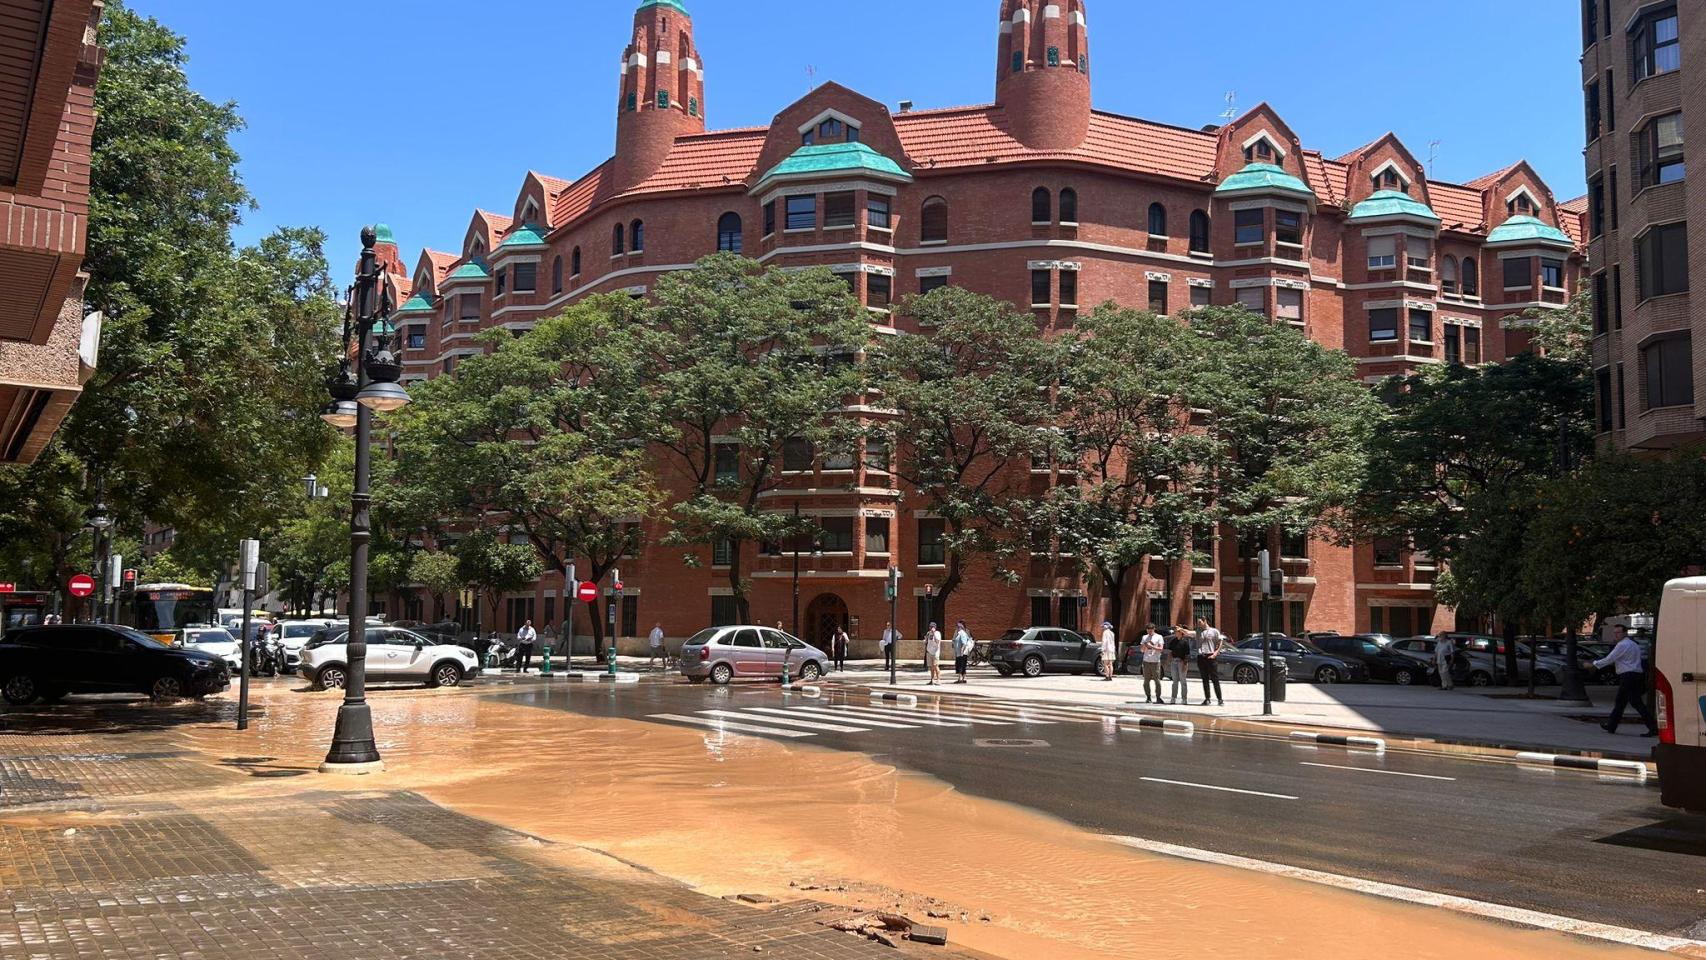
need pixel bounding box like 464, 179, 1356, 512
1021, 655, 1045, 678
1468, 670, 1492, 687
1, 674, 38, 705
316, 666, 347, 691
1233, 664, 1260, 685
710, 663, 733, 685
1314, 666, 1340, 684
430, 662, 464, 688
1534, 670, 1557, 687
798, 661, 822, 682
1392, 667, 1415, 686
150, 676, 184, 702
995, 665, 1014, 677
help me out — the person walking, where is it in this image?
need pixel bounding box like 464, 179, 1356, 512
881, 621, 899, 672
1139, 624, 1165, 703
1435, 635, 1456, 691
923, 622, 944, 685
647, 622, 667, 671
1167, 624, 1194, 705
831, 624, 849, 672
952, 620, 974, 683
1194, 617, 1224, 706
1099, 621, 1118, 682
515, 619, 537, 674
1597, 626, 1658, 736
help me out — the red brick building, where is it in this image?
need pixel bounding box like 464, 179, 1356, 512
375, 0, 1586, 653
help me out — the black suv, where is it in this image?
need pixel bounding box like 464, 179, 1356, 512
0, 624, 230, 704
1311, 634, 1436, 685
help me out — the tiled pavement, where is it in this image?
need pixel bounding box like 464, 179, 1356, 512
0, 730, 968, 959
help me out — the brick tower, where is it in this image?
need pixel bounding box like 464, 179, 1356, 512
995, 0, 1091, 151
613, 0, 706, 193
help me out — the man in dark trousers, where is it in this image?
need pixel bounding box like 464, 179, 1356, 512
1596, 625, 1658, 736
515, 619, 537, 674
1194, 617, 1224, 706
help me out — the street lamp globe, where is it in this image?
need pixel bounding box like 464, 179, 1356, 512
84, 501, 112, 532
320, 400, 359, 428
354, 381, 410, 413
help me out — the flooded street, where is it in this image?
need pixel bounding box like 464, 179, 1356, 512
175, 685, 1668, 960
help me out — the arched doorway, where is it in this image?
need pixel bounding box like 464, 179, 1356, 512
803, 593, 849, 651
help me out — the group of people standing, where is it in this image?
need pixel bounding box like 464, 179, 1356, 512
919, 620, 975, 685
1120, 618, 1228, 706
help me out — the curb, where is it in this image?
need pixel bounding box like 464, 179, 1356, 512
565, 672, 640, 684
797, 685, 822, 698
1290, 731, 1387, 753
1118, 715, 1195, 737
1515, 751, 1649, 779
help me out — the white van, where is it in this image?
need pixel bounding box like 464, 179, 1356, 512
1656, 578, 1705, 813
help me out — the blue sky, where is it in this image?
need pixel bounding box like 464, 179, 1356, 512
130, 0, 1587, 277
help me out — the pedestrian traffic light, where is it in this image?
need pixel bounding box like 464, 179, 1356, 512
885, 566, 899, 601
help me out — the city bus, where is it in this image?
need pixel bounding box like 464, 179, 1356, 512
120, 583, 219, 645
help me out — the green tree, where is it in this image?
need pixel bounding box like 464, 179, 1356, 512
867, 288, 1059, 619
453, 531, 543, 635
1523, 291, 1593, 370
408, 552, 465, 624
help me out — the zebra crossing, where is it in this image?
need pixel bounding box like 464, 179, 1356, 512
646, 695, 1123, 741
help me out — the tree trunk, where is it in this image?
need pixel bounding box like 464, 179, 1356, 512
584, 598, 605, 661
729, 546, 749, 625
1105, 565, 1125, 651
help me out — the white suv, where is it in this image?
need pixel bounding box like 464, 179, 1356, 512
299, 625, 479, 691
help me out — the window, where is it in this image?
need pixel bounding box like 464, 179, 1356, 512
513, 262, 537, 293
920, 274, 948, 296
443, 357, 455, 376
712, 537, 735, 567
1274, 209, 1302, 246
1541, 258, 1564, 288
1610, 168, 1620, 228
657, 90, 670, 110
918, 518, 946, 565
867, 195, 892, 230
1462, 257, 1479, 296
1444, 324, 1462, 364
864, 439, 890, 472
1369, 307, 1398, 342
1189, 210, 1210, 253
1638, 112, 1685, 187
1584, 0, 1599, 48
622, 596, 638, 638
629, 220, 644, 252
868, 273, 892, 308
407, 325, 426, 350
714, 443, 739, 485
626, 92, 637, 113
571, 247, 581, 276
1058, 270, 1078, 308
1637, 222, 1689, 299
1366, 236, 1396, 270
1192, 599, 1217, 627
1275, 288, 1303, 325
834, 271, 857, 294
1373, 538, 1404, 567
819, 517, 854, 553
1644, 336, 1694, 408
1032, 187, 1052, 224
1632, 7, 1680, 82
1046, 45, 1061, 67
1592, 272, 1610, 335
1613, 264, 1624, 328
764, 200, 776, 236
711, 596, 739, 627
1617, 363, 1627, 428
612, 223, 625, 256
1148, 280, 1168, 314
824, 192, 856, 228
1281, 529, 1309, 560
1236, 287, 1266, 316
1375, 168, 1406, 192
717, 212, 743, 253
1244, 139, 1276, 163
1597, 366, 1614, 432
1406, 237, 1431, 269
921, 196, 948, 243
1464, 325, 1482, 364
1234, 209, 1264, 245
495, 266, 507, 296
1058, 188, 1078, 224
1607, 70, 1616, 131
785, 195, 816, 231
1409, 308, 1432, 343
1507, 194, 1536, 216
1441, 256, 1458, 294
783, 437, 814, 472
689, 97, 698, 118
1189, 284, 1212, 307
1586, 78, 1602, 142
1012, 51, 1023, 73
1031, 269, 1052, 306
1077, 54, 1088, 75
865, 517, 890, 554
1148, 202, 1168, 236
1589, 176, 1606, 238
459, 293, 480, 321
1504, 257, 1532, 290
1031, 596, 1053, 628
551, 256, 563, 294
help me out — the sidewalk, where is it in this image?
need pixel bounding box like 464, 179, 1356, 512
831, 662, 1653, 760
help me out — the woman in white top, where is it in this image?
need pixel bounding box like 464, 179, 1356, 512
951, 621, 974, 683
1099, 621, 1118, 681
924, 622, 944, 685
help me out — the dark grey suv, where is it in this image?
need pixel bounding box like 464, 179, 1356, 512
984, 627, 1099, 678
0, 624, 229, 704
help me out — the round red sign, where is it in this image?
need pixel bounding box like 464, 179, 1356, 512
67, 574, 96, 598
576, 581, 599, 603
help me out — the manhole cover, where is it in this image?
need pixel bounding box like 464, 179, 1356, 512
974, 738, 1048, 748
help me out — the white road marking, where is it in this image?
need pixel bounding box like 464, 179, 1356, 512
749, 706, 923, 729
1104, 834, 1706, 955
646, 714, 814, 738
1300, 761, 1456, 782
815, 705, 976, 727
697, 710, 867, 733
1139, 777, 1298, 800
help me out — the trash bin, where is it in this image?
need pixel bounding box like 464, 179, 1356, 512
1268, 658, 1288, 703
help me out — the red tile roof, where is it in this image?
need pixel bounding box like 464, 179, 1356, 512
551, 162, 611, 227
1429, 182, 1487, 231
620, 127, 768, 196
1465, 162, 1522, 190
426, 250, 458, 285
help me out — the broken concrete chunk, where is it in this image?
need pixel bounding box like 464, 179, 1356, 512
908, 925, 949, 946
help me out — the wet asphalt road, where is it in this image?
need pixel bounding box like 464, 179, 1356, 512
490, 677, 1706, 939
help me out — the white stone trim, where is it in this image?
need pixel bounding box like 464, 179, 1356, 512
1364, 298, 1435, 311
654, 50, 672, 64
1187, 277, 1215, 288
1367, 160, 1411, 189
755, 178, 901, 204
1503, 185, 1540, 208
1440, 315, 1484, 329
1145, 271, 1172, 282
1355, 355, 1443, 366
915, 266, 953, 278
628, 52, 647, 68
797, 108, 864, 138
1361, 224, 1439, 240
1071, 10, 1087, 26
1028, 260, 1082, 271
1240, 131, 1288, 161
1231, 277, 1308, 290
1011, 7, 1031, 24
1228, 197, 1307, 214
1043, 4, 1061, 17
1359, 585, 1438, 595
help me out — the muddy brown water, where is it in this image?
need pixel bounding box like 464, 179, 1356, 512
178, 687, 1650, 960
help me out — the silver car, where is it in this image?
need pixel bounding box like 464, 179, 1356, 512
1388, 635, 1569, 686
679, 625, 828, 685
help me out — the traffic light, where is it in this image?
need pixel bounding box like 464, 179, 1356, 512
885, 566, 900, 601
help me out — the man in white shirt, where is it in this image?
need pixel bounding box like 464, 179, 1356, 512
1596, 626, 1657, 736
1193, 617, 1224, 706
1435, 635, 1457, 690
515, 620, 537, 674
881, 622, 899, 671
648, 622, 667, 671
1139, 625, 1165, 703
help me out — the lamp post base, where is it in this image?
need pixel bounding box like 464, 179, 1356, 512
318, 759, 386, 775
322, 701, 382, 771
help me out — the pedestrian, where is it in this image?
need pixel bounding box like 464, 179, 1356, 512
515, 619, 537, 673
924, 622, 943, 685
1167, 624, 1194, 705
648, 621, 667, 671
1099, 620, 1118, 681
1193, 617, 1224, 706
1435, 635, 1456, 691
952, 620, 974, 683
881, 621, 899, 671
832, 624, 850, 672
1139, 624, 1165, 703
1596, 626, 1658, 737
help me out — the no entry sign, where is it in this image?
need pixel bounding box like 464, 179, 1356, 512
576, 581, 599, 603
68, 574, 96, 598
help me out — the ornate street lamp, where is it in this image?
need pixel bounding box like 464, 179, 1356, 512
321, 226, 410, 774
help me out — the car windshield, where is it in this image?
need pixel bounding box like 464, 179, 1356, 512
190, 629, 236, 643
115, 627, 171, 650
1000, 629, 1026, 642
684, 629, 719, 647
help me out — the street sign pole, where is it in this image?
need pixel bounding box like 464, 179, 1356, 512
107, 553, 122, 625
238, 539, 259, 731
1258, 549, 1273, 717
607, 568, 620, 676
564, 563, 576, 663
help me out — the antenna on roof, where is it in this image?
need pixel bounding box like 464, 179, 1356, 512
806, 65, 817, 91
1428, 140, 1442, 180
1220, 91, 1238, 124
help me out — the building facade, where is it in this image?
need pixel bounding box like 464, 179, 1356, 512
377, 0, 1586, 652
1583, 1, 1702, 450
0, 0, 103, 465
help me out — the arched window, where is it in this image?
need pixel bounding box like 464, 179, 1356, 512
1032, 187, 1052, 224
630, 219, 644, 252
1189, 210, 1211, 253
1148, 202, 1168, 237
612, 224, 625, 256
552, 256, 564, 294
571, 246, 582, 276
1059, 188, 1078, 224
921, 196, 949, 243
717, 212, 743, 253
1461, 257, 1479, 296
1439, 256, 1457, 295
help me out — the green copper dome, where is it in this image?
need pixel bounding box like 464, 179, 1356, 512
446, 259, 491, 281
373, 223, 396, 245
1485, 215, 1573, 247
638, 0, 687, 11
1348, 190, 1441, 224
395, 292, 435, 314
498, 224, 549, 248
756, 142, 912, 188
1214, 162, 1314, 199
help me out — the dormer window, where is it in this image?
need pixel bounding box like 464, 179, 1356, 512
1375, 169, 1408, 193
801, 115, 861, 147
1507, 191, 1538, 216
1245, 141, 1274, 163
520, 200, 539, 226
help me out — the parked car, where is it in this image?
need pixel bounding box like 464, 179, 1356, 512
1312, 634, 1435, 685
181, 626, 244, 673
298, 625, 479, 690
1197, 643, 1288, 685
1235, 635, 1368, 684
678, 625, 828, 685
0, 624, 229, 704
273, 619, 335, 672
1389, 635, 1568, 686
983, 626, 1102, 678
